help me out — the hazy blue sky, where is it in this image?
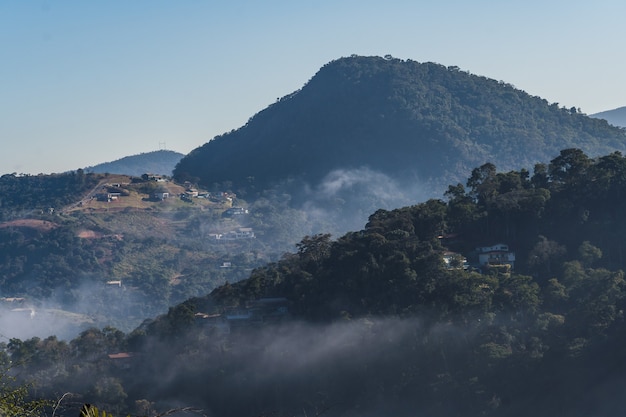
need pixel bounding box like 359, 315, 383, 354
2, 1, 624, 175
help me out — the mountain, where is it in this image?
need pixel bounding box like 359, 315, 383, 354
591, 106, 626, 128
174, 55, 626, 199
85, 149, 184, 177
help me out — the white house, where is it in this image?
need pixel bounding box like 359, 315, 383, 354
220, 228, 255, 240
476, 243, 515, 269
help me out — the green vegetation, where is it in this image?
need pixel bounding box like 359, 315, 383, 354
0, 356, 49, 416
174, 56, 626, 198
3, 57, 626, 416
0, 173, 276, 334
85, 150, 184, 177
0, 170, 99, 220
6, 149, 626, 416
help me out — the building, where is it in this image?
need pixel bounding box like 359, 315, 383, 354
96, 192, 121, 202
222, 207, 249, 217
213, 228, 255, 240
153, 191, 169, 201
476, 243, 516, 269
108, 352, 135, 369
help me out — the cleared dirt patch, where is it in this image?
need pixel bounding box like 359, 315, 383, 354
77, 229, 101, 239
0, 219, 58, 232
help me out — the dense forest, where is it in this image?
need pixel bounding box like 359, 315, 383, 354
0, 170, 99, 220
6, 149, 626, 416
174, 56, 626, 199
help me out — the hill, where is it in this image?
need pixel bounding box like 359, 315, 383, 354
11, 149, 626, 417
134, 149, 626, 416
0, 172, 282, 337
591, 106, 626, 128
174, 55, 626, 201
85, 150, 184, 177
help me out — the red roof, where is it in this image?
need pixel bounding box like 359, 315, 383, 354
108, 352, 134, 359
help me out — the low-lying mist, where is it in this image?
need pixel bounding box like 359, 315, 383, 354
0, 279, 167, 341
302, 167, 433, 233
254, 166, 434, 243
128, 316, 477, 417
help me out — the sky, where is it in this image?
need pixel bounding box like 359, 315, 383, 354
1, 0, 625, 175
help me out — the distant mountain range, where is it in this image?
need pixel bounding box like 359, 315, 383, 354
174, 56, 626, 199
591, 106, 626, 128
84, 150, 184, 177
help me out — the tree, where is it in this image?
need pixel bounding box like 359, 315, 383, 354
578, 241, 602, 267
92, 377, 128, 409
548, 148, 591, 188
296, 234, 333, 265
467, 162, 497, 205
527, 236, 567, 282
0, 361, 49, 416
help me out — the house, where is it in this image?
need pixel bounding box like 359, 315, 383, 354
219, 228, 255, 240
209, 191, 236, 203
476, 243, 516, 269
222, 207, 249, 217
194, 313, 230, 335
153, 191, 169, 201
0, 297, 25, 304
96, 192, 122, 202
144, 174, 167, 182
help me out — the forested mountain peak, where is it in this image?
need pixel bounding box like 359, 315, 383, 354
85, 149, 184, 177
174, 55, 626, 198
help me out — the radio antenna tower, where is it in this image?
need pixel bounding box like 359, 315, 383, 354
158, 141, 167, 150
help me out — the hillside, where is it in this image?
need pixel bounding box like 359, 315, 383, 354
174, 55, 626, 200
0, 172, 282, 338
11, 149, 626, 417
591, 106, 626, 128
85, 150, 184, 177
